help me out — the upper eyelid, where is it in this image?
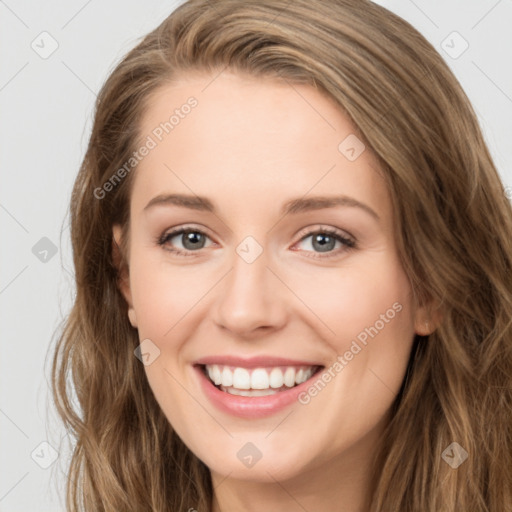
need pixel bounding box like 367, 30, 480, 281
161, 225, 216, 243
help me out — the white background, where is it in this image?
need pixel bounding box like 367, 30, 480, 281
1, 0, 511, 510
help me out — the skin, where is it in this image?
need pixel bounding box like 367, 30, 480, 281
113, 70, 435, 512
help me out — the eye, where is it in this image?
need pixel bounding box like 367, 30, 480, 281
156, 226, 214, 257
156, 225, 356, 259
293, 226, 355, 259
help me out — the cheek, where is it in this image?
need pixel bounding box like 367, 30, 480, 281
293, 255, 417, 409
290, 255, 415, 348
127, 253, 212, 438
129, 254, 203, 339
289, 262, 416, 456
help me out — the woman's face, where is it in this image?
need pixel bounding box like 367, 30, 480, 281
113, 71, 432, 484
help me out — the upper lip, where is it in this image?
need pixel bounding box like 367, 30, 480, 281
194, 355, 324, 368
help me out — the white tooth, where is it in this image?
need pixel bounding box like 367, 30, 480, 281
295, 368, 305, 384
221, 366, 233, 387
284, 367, 296, 387
222, 386, 278, 396
227, 388, 250, 396
303, 367, 314, 381
269, 367, 284, 388
251, 368, 269, 389
233, 367, 251, 389
211, 365, 222, 385
207, 365, 215, 382
248, 388, 278, 396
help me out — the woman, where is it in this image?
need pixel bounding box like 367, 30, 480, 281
51, 0, 512, 510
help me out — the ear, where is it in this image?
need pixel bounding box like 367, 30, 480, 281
413, 298, 443, 336
112, 224, 138, 328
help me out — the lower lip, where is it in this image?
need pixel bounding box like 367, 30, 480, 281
194, 365, 321, 419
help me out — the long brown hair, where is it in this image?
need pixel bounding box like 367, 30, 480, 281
50, 0, 512, 510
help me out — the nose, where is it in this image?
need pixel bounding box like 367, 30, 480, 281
212, 242, 288, 338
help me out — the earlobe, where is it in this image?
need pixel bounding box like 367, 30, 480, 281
415, 320, 433, 336
112, 224, 137, 328
414, 302, 443, 336
128, 308, 138, 328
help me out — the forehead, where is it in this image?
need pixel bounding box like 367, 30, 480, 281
130, 71, 390, 224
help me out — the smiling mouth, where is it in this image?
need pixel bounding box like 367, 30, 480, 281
200, 364, 324, 397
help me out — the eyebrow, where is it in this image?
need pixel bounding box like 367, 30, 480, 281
143, 193, 379, 221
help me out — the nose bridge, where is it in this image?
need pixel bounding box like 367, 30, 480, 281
213, 234, 286, 334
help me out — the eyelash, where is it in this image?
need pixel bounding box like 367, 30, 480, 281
155, 225, 356, 259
